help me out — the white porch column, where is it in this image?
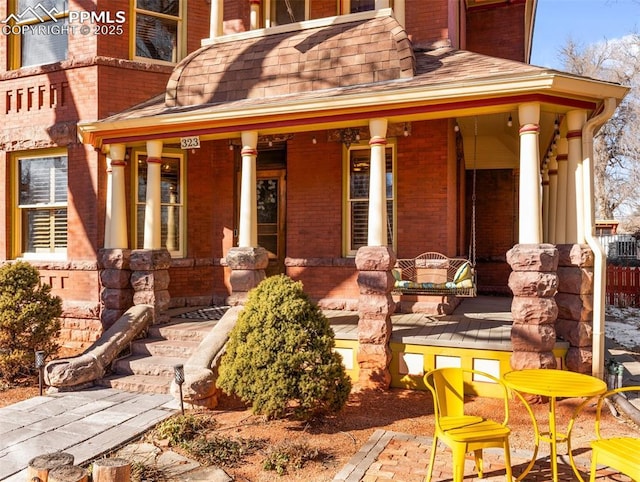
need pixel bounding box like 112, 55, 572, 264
566, 109, 588, 244
555, 137, 568, 244
105, 144, 128, 249
547, 152, 558, 244
239, 130, 258, 247
144, 140, 163, 250
368, 118, 388, 246
542, 162, 550, 243
250, 0, 260, 30
518, 102, 542, 244
209, 0, 223, 38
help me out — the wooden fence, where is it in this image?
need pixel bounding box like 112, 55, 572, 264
606, 265, 640, 307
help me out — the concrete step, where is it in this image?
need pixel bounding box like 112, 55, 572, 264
96, 374, 173, 394
112, 354, 186, 377
131, 338, 200, 358
148, 319, 219, 342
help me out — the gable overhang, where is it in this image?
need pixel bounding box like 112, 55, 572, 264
78, 71, 628, 149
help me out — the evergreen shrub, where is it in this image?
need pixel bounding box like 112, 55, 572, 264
0, 262, 62, 381
217, 274, 352, 419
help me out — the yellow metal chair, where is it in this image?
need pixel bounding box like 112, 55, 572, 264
589, 386, 640, 482
424, 367, 513, 482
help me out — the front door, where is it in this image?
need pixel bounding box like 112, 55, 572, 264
257, 169, 286, 276
235, 145, 287, 276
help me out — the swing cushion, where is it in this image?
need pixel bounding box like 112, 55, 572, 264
453, 262, 472, 284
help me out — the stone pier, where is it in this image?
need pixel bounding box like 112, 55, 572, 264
355, 246, 396, 390
226, 246, 269, 305
555, 244, 594, 373
130, 249, 171, 323
507, 244, 559, 370
98, 248, 132, 330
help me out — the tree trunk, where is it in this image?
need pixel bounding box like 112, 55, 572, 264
48, 465, 88, 482
91, 458, 131, 482
27, 452, 74, 481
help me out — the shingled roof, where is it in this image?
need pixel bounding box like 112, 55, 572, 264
165, 13, 415, 107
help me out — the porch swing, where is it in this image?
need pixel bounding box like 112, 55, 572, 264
392, 118, 478, 298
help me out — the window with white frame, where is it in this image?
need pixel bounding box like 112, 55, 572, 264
9, 0, 69, 68
345, 145, 395, 255
16, 153, 68, 258
265, 0, 308, 27
134, 150, 185, 256
134, 0, 183, 63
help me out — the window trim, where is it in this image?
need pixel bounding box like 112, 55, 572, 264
8, 0, 69, 70
12, 148, 68, 261
263, 0, 310, 28
130, 0, 186, 65
343, 140, 397, 257
131, 148, 186, 257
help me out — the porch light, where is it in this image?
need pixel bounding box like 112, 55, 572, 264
174, 363, 185, 415
228, 140, 234, 150
507, 114, 513, 127
403, 123, 410, 136
312, 136, 317, 144
35, 350, 45, 396
453, 122, 459, 133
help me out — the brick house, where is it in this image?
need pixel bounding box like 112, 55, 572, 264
2, 1, 629, 390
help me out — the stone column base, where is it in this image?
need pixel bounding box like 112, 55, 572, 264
507, 244, 559, 370
130, 249, 171, 323
355, 246, 396, 390
98, 248, 132, 330
226, 246, 269, 305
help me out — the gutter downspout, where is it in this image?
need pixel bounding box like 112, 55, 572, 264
582, 97, 617, 380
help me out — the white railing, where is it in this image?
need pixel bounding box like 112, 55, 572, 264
596, 234, 640, 260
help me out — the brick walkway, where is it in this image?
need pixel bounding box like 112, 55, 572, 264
333, 430, 632, 481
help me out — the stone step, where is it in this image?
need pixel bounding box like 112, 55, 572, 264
131, 338, 200, 358
96, 374, 173, 394
112, 354, 186, 377
148, 319, 219, 342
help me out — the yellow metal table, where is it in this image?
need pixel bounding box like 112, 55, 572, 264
503, 369, 607, 482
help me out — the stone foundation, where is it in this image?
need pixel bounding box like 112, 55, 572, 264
507, 244, 559, 370
225, 246, 269, 305
555, 244, 594, 373
355, 246, 396, 390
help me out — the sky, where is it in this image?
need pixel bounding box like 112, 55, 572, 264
531, 0, 640, 69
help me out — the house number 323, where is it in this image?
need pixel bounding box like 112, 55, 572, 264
180, 136, 200, 149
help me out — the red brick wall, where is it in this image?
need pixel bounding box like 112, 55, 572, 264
396, 120, 452, 258
405, 0, 450, 46
470, 169, 517, 293
465, 3, 526, 62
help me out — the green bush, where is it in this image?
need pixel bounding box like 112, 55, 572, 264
217, 274, 352, 420
0, 262, 62, 381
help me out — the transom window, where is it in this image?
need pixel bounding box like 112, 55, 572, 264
345, 145, 395, 255
264, 0, 308, 27
9, 0, 69, 69
16, 152, 68, 258
133, 150, 185, 256
134, 0, 183, 63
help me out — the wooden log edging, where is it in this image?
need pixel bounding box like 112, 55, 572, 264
92, 458, 131, 482
27, 452, 74, 481
48, 465, 88, 482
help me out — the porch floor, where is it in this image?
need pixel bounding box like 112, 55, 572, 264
326, 295, 523, 352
